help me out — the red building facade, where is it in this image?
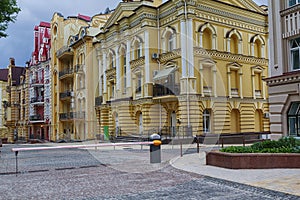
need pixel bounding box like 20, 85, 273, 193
28, 22, 52, 141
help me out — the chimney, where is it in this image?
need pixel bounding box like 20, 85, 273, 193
9, 57, 15, 66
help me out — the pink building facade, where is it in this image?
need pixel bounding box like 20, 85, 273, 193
28, 22, 52, 141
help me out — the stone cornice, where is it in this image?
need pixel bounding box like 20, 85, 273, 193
158, 49, 181, 63
265, 71, 300, 86
178, 94, 268, 103
130, 57, 145, 70
105, 67, 116, 79
280, 4, 300, 16
194, 48, 268, 66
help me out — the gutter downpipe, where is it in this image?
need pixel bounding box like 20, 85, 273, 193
184, 0, 190, 128
157, 7, 162, 131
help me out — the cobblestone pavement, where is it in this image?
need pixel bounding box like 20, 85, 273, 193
0, 143, 299, 200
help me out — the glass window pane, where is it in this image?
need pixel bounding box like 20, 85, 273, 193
298, 117, 300, 136
291, 49, 300, 70
289, 117, 297, 136
290, 0, 297, 7
288, 102, 300, 115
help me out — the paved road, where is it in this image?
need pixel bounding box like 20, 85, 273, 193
0, 144, 299, 200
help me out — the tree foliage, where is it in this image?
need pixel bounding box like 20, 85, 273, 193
0, 0, 20, 38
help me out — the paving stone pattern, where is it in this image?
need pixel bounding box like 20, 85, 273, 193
0, 144, 298, 200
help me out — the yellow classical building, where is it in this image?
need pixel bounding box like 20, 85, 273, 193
50, 12, 111, 141
3, 58, 29, 143
94, 0, 269, 139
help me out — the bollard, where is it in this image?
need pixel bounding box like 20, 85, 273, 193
149, 134, 161, 163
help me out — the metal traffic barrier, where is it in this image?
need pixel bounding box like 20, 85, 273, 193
11, 140, 162, 175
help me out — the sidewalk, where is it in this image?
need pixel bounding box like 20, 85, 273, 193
170, 148, 300, 196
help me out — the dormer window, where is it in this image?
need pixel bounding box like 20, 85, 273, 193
80, 30, 85, 38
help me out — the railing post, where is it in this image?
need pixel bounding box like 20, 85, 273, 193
15, 151, 18, 176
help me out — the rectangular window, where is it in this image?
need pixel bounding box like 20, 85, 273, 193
291, 48, 300, 70
289, 0, 300, 7
289, 0, 296, 7
289, 117, 297, 136
123, 56, 127, 93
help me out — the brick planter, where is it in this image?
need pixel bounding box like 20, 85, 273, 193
206, 151, 300, 169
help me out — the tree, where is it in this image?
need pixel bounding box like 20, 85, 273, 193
0, 0, 20, 38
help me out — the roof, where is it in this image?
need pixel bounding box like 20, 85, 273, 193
11, 67, 26, 86
40, 21, 51, 28
0, 69, 8, 81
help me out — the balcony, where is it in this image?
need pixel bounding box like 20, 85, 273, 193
59, 68, 74, 79
281, 4, 300, 39
56, 45, 73, 59
59, 112, 83, 120
203, 86, 212, 96
255, 90, 262, 98
29, 114, 44, 122
31, 96, 44, 104
153, 83, 180, 97
31, 79, 44, 87
59, 91, 73, 100
231, 88, 239, 97
95, 96, 103, 107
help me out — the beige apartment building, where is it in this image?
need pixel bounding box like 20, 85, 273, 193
266, 0, 300, 138
3, 58, 28, 143
0, 69, 9, 141
94, 0, 269, 139
50, 12, 111, 141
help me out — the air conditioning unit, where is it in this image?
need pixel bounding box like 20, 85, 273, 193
152, 53, 159, 59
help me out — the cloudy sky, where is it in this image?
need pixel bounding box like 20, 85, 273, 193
0, 0, 267, 68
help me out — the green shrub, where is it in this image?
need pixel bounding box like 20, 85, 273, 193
220, 137, 300, 153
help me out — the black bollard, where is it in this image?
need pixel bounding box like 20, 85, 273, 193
149, 134, 161, 163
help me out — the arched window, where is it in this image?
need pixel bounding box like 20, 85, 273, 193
131, 36, 143, 59
250, 35, 265, 58
108, 50, 115, 69
202, 28, 212, 49
230, 34, 239, 54
203, 109, 211, 133
162, 27, 176, 52
119, 44, 127, 93
198, 23, 217, 50
226, 29, 242, 54
288, 102, 300, 136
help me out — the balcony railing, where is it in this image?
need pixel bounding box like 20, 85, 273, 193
31, 96, 44, 103
59, 112, 85, 120
95, 96, 103, 106
231, 88, 239, 97
153, 83, 180, 97
31, 79, 44, 85
255, 90, 262, 98
59, 68, 74, 78
56, 45, 72, 58
59, 91, 73, 99
281, 4, 300, 39
29, 114, 43, 121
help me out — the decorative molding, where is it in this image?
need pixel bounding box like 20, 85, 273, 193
194, 48, 268, 65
